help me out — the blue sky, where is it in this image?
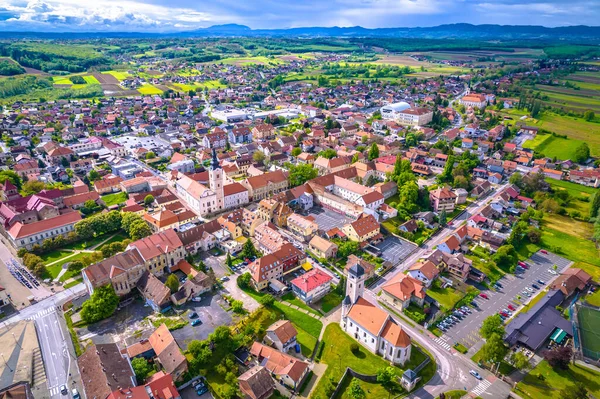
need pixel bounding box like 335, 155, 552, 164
0, 0, 597, 31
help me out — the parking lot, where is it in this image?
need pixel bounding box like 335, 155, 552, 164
374, 236, 418, 265
171, 293, 233, 350
437, 250, 572, 349
307, 207, 352, 232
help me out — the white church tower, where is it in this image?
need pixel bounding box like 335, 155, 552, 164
341, 263, 365, 323
208, 148, 224, 211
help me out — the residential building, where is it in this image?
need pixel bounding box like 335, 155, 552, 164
241, 171, 288, 201
265, 320, 298, 352
291, 269, 332, 304
78, 343, 135, 399
238, 366, 275, 399
341, 214, 381, 243
406, 260, 439, 287
7, 212, 81, 249
286, 213, 318, 241
249, 342, 309, 390
308, 236, 338, 259
149, 324, 188, 380
94, 175, 124, 195
394, 107, 434, 127
460, 93, 488, 108
429, 187, 457, 212
380, 272, 426, 311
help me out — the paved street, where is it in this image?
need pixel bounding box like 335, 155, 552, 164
441, 251, 570, 348
374, 236, 417, 265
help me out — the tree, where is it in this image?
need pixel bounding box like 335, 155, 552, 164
531, 100, 541, 118
492, 245, 518, 271
510, 352, 531, 370
559, 382, 589, 399
165, 274, 180, 293
226, 252, 233, 269
0, 170, 21, 189
88, 169, 101, 182
480, 314, 505, 339
122, 212, 144, 233
237, 272, 252, 289
231, 300, 245, 314
67, 260, 85, 273
583, 110, 595, 122
131, 357, 154, 384
61, 157, 69, 167
291, 147, 302, 157
145, 151, 156, 160
574, 143, 590, 163
21, 180, 46, 196
337, 240, 360, 260
241, 239, 259, 260
438, 210, 447, 226
544, 346, 572, 369
348, 379, 366, 399
590, 191, 600, 218
144, 195, 155, 206
318, 149, 337, 159
368, 142, 380, 161
453, 175, 469, 189
509, 172, 523, 188
376, 367, 397, 389
481, 333, 508, 364
129, 220, 152, 240
438, 155, 455, 183
288, 163, 318, 187
80, 285, 119, 324
259, 294, 275, 307
253, 151, 265, 163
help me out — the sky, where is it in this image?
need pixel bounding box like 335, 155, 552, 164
0, 0, 597, 32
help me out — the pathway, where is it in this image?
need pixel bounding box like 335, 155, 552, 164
280, 301, 324, 320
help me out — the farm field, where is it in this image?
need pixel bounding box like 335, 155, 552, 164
540, 225, 599, 267
534, 85, 600, 113
500, 109, 600, 155
546, 179, 596, 215
102, 70, 130, 81
214, 56, 286, 66
137, 84, 163, 95
523, 134, 583, 160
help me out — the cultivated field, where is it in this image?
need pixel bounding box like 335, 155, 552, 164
523, 134, 584, 160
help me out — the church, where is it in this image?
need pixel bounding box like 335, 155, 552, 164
341, 263, 412, 365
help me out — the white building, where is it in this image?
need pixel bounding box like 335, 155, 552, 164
394, 108, 434, 127
380, 102, 411, 120
211, 109, 248, 123
68, 137, 103, 154
167, 159, 195, 174
341, 264, 412, 366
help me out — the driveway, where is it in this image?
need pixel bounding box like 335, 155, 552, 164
171, 294, 233, 350
438, 251, 572, 349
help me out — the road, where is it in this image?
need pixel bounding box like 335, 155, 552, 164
362, 289, 512, 398
370, 183, 510, 292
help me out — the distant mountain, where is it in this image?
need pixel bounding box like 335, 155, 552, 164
183, 23, 600, 40
0, 23, 598, 40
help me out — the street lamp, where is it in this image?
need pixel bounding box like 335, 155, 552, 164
1, 353, 12, 372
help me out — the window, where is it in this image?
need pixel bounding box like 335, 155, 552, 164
363, 332, 366, 338
371, 338, 375, 343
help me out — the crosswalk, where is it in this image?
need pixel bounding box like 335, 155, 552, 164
48, 386, 62, 396
434, 335, 452, 351
27, 307, 56, 321
471, 379, 492, 396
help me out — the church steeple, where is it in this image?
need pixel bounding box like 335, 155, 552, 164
210, 147, 221, 170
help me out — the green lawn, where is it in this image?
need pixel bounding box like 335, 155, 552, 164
101, 192, 128, 207
426, 282, 464, 311
46, 252, 87, 280
294, 324, 317, 357
523, 134, 584, 161
514, 360, 600, 398
436, 390, 467, 399
547, 179, 596, 215
466, 247, 505, 283
540, 226, 599, 267
312, 324, 404, 399
281, 292, 323, 316
64, 278, 83, 289
40, 250, 73, 265
273, 302, 322, 338
319, 291, 343, 313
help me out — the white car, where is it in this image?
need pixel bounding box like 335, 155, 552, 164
548, 269, 558, 275
469, 370, 483, 380
191, 296, 202, 302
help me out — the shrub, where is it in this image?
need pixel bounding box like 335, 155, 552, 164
350, 343, 359, 354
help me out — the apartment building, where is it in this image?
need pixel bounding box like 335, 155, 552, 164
7, 212, 82, 249
429, 187, 457, 212
286, 213, 318, 242
341, 213, 381, 243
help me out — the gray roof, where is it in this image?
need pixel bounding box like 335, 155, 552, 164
505, 290, 571, 351
403, 369, 417, 382
348, 263, 365, 278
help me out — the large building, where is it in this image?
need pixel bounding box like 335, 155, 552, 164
394, 107, 434, 127
341, 264, 412, 365
380, 102, 411, 120
7, 211, 81, 249
460, 93, 488, 108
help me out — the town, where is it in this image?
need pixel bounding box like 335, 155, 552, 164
0, 33, 598, 399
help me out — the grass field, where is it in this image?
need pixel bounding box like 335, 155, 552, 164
138, 84, 163, 95
514, 360, 600, 398
426, 283, 464, 311
577, 306, 600, 358
83, 75, 100, 84
101, 192, 128, 207
40, 250, 74, 265
280, 292, 322, 316
216, 56, 286, 66
547, 179, 596, 215
294, 324, 317, 357
585, 290, 600, 307
102, 71, 130, 81
319, 292, 343, 313
540, 226, 599, 267
543, 214, 593, 240
52, 76, 72, 85
523, 134, 584, 161
500, 109, 600, 155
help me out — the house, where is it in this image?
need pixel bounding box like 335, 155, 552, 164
238, 366, 275, 399
286, 213, 318, 241
241, 171, 289, 201
341, 214, 381, 243
341, 264, 412, 365
406, 261, 439, 287
137, 271, 171, 312
344, 255, 376, 280
94, 175, 124, 195
437, 234, 461, 254
381, 272, 426, 310
313, 157, 351, 176
252, 124, 275, 140
78, 343, 136, 399
429, 187, 457, 212
399, 219, 418, 234
107, 372, 180, 399
549, 268, 592, 298
250, 342, 309, 390
248, 243, 305, 290
7, 212, 82, 249
291, 268, 333, 304
265, 320, 298, 352
460, 93, 487, 108
148, 324, 188, 380
308, 235, 338, 259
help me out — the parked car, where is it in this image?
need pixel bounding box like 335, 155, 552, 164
548, 269, 558, 275
538, 280, 545, 285
499, 311, 509, 317
220, 276, 230, 282
479, 293, 489, 299
72, 389, 80, 399
471, 301, 479, 308
188, 312, 198, 319
540, 249, 548, 254
518, 261, 526, 267
495, 282, 503, 288
532, 284, 540, 290
470, 370, 483, 380
521, 263, 529, 269
191, 319, 202, 326
60, 385, 68, 396
508, 304, 516, 311
191, 296, 202, 302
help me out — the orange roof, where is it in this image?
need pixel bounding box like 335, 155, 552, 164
347, 297, 389, 337
8, 212, 81, 239
381, 273, 426, 301
381, 321, 411, 348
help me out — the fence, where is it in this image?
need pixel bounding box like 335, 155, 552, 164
329, 368, 378, 399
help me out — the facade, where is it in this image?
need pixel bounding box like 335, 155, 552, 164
341, 264, 412, 365
308, 235, 338, 259
265, 320, 298, 352
341, 214, 381, 243
223, 183, 249, 210
7, 212, 81, 249
249, 342, 309, 390
241, 171, 289, 201
286, 213, 318, 242
380, 272, 426, 311
460, 93, 488, 108
429, 187, 457, 212
395, 108, 434, 127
